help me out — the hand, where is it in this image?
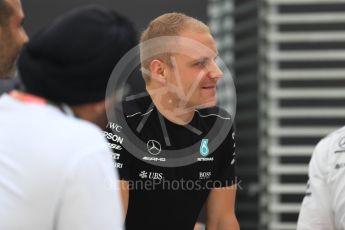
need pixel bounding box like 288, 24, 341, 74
194, 222, 206, 230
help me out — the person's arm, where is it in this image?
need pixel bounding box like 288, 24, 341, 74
297, 137, 335, 230
205, 125, 239, 230
57, 146, 123, 230
205, 185, 239, 230
119, 180, 129, 218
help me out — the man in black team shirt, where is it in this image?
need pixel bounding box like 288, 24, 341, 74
107, 12, 239, 230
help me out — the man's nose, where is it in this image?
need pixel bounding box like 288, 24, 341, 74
21, 29, 29, 45
209, 60, 223, 80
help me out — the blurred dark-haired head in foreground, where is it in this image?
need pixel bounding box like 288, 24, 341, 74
18, 4, 137, 128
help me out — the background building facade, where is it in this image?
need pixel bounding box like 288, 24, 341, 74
208, 0, 345, 229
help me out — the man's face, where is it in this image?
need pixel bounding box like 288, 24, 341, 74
165, 30, 223, 110
0, 0, 28, 79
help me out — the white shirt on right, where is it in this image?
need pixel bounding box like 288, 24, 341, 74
297, 126, 345, 230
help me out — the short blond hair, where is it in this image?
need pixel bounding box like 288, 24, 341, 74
140, 12, 210, 82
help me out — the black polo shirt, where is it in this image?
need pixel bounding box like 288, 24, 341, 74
106, 94, 236, 230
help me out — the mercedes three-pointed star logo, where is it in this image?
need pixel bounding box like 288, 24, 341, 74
147, 140, 161, 155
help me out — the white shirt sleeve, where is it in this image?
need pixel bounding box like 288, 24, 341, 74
56, 146, 123, 230
297, 137, 336, 230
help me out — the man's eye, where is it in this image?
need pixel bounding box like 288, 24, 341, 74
195, 61, 207, 67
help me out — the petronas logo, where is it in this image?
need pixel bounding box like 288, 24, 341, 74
200, 139, 209, 157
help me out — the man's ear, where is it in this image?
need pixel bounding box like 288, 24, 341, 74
149, 59, 167, 83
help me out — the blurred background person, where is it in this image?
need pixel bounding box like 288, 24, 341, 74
18, 2, 137, 217
0, 4, 135, 230
18, 4, 137, 218
297, 126, 345, 229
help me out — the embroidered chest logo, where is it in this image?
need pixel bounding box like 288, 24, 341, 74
147, 140, 161, 155
139, 171, 148, 179
200, 139, 209, 157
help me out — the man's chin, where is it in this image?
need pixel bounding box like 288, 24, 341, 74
0, 59, 17, 79
195, 99, 217, 109
1, 53, 21, 79
2, 67, 18, 80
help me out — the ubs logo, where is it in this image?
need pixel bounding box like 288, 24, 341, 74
147, 140, 161, 155
139, 170, 163, 180
139, 171, 148, 179
149, 172, 163, 180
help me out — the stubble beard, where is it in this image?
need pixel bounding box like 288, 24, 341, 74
0, 45, 20, 80
0, 27, 21, 80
